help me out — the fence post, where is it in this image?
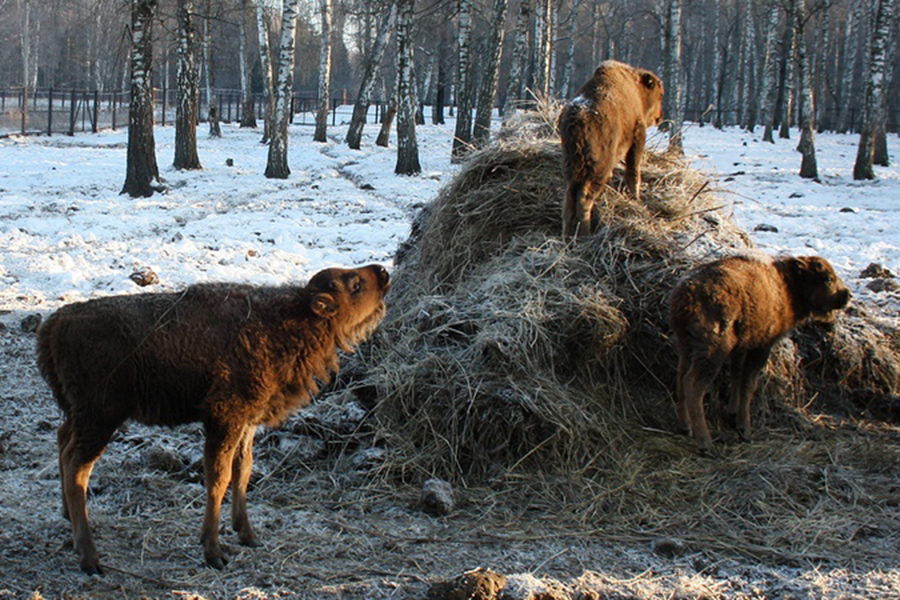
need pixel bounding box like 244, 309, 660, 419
20, 88, 26, 135
47, 88, 53, 136
162, 84, 167, 126
112, 91, 117, 130
69, 88, 77, 136
92, 90, 100, 133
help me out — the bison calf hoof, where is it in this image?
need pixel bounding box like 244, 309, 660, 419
205, 553, 228, 570
80, 560, 102, 576
239, 534, 261, 548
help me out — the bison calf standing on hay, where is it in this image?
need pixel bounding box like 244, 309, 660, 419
559, 60, 664, 239
37, 265, 391, 574
669, 255, 851, 455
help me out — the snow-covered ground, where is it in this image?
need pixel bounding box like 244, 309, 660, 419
1, 107, 898, 322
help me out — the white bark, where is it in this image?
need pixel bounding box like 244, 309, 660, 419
559, 0, 582, 99
502, 0, 532, 115
472, 0, 508, 146
395, 0, 420, 174
838, 0, 861, 132
452, 0, 474, 159
758, 0, 781, 141
314, 0, 333, 142
256, 0, 277, 143
345, 4, 395, 149
794, 0, 817, 178
265, 0, 301, 179
854, 0, 893, 179
666, 0, 683, 153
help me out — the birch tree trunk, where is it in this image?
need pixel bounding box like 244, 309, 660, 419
559, 0, 582, 99
265, 0, 301, 179
238, 0, 255, 128
452, 0, 474, 160
346, 3, 395, 149
314, 0, 333, 142
779, 6, 797, 139
20, 0, 30, 134
872, 6, 895, 166
533, 0, 553, 99
472, 0, 508, 147
741, 0, 757, 130
204, 0, 222, 136
794, 0, 818, 179
665, 0, 684, 154
854, 0, 892, 179
758, 0, 781, 142
395, 0, 420, 174
122, 0, 160, 197
815, 0, 830, 131
174, 0, 201, 170
501, 0, 532, 116
837, 0, 861, 133
712, 0, 724, 128
256, 0, 276, 143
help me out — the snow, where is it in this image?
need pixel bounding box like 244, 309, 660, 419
1, 107, 898, 325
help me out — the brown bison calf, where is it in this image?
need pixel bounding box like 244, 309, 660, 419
669, 255, 850, 455
37, 265, 391, 574
559, 60, 664, 239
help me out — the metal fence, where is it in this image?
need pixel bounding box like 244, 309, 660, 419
0, 87, 354, 137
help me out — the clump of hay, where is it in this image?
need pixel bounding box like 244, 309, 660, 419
338, 108, 900, 565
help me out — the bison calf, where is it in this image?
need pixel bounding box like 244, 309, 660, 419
37, 265, 391, 574
669, 255, 850, 454
559, 60, 664, 239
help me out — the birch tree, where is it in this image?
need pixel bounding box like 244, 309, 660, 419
265, 0, 301, 179
203, 0, 222, 136
779, 7, 797, 139
533, 0, 553, 98
20, 0, 30, 134
238, 0, 256, 128
472, 0, 508, 147
854, 0, 893, 179
501, 0, 532, 115
313, 0, 333, 142
665, 0, 684, 154
346, 3, 395, 149
794, 0, 817, 179
395, 0, 420, 174
174, 0, 201, 170
837, 0, 861, 133
559, 0, 582, 99
758, 0, 780, 142
256, 0, 277, 143
452, 0, 474, 160
712, 0, 724, 128
122, 0, 160, 197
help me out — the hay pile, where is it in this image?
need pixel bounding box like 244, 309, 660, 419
338, 109, 900, 565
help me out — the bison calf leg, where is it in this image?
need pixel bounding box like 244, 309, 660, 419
624, 131, 645, 202
230, 425, 260, 548
727, 348, 770, 442
201, 420, 248, 569
60, 421, 113, 575
682, 357, 723, 455
674, 354, 691, 435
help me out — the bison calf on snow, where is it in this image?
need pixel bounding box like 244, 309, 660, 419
669, 255, 850, 455
558, 60, 664, 239
37, 265, 391, 574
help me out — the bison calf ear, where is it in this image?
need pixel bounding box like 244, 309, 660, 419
311, 293, 339, 318
641, 73, 657, 89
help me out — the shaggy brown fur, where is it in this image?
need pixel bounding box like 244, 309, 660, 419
37, 265, 391, 574
669, 255, 851, 454
558, 60, 664, 239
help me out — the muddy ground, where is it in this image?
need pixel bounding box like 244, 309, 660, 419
1, 315, 898, 600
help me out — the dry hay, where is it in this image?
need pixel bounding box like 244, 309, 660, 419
341, 108, 900, 568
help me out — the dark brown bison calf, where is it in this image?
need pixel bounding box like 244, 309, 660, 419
37, 265, 391, 574
669, 255, 850, 455
558, 60, 664, 239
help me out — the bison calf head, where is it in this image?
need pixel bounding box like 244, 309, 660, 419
788, 256, 851, 322
307, 264, 391, 348
638, 70, 665, 127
